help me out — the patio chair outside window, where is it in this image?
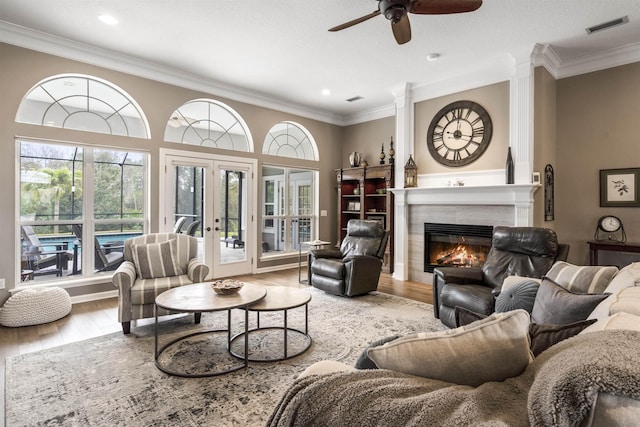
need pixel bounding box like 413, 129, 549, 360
21, 225, 73, 277
72, 225, 125, 273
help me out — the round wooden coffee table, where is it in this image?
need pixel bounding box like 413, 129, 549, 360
154, 282, 266, 377
230, 286, 312, 362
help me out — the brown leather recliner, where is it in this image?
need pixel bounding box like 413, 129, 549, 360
308, 220, 389, 297
432, 226, 569, 328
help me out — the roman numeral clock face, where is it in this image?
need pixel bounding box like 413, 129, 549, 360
427, 100, 493, 167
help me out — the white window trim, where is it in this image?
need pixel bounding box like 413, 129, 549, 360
15, 137, 150, 290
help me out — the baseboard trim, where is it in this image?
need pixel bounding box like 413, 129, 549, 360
70, 289, 118, 304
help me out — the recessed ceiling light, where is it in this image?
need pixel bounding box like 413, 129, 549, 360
426, 53, 440, 61
98, 14, 119, 25
322, 89, 331, 96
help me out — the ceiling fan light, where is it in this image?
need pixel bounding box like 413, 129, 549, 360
384, 5, 407, 23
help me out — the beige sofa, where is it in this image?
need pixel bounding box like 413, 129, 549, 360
268, 263, 640, 427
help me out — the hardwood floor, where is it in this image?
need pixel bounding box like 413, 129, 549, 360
0, 268, 432, 424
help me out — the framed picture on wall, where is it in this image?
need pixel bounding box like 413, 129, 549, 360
600, 168, 640, 207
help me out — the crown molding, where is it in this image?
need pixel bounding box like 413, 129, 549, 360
0, 21, 345, 126
3, 20, 638, 128
533, 42, 640, 79
341, 103, 396, 126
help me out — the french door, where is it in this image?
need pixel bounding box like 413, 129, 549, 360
160, 150, 255, 279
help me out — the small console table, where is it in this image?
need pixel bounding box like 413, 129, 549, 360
588, 240, 640, 266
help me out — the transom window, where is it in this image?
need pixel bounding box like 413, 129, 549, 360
164, 99, 253, 152
263, 121, 318, 160
16, 74, 150, 138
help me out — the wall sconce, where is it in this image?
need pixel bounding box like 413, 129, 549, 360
404, 155, 417, 188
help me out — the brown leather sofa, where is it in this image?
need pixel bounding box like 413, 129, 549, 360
432, 226, 569, 328
308, 220, 389, 297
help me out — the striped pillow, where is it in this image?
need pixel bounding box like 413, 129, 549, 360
132, 239, 184, 279
546, 261, 618, 294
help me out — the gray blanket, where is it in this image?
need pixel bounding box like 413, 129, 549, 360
267, 330, 640, 427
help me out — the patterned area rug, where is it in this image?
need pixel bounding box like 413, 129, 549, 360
5, 288, 445, 426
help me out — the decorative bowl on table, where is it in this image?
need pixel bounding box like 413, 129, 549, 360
210, 279, 244, 295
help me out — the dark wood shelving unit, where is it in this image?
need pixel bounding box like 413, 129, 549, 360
336, 164, 394, 273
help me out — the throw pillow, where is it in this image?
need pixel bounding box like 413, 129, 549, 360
366, 309, 532, 387
495, 279, 540, 313
545, 261, 618, 294
530, 277, 609, 325
131, 239, 183, 279
502, 275, 542, 292
581, 312, 640, 334
529, 319, 596, 357
448, 307, 594, 358
354, 335, 400, 369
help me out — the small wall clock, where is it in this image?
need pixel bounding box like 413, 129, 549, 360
426, 100, 493, 167
594, 215, 627, 242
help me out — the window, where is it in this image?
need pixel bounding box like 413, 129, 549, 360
15, 74, 150, 138
263, 121, 318, 160
164, 99, 253, 152
261, 166, 317, 256
18, 140, 148, 285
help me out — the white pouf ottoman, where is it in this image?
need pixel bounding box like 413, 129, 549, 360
0, 287, 72, 327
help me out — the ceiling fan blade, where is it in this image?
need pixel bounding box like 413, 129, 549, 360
392, 14, 411, 45
329, 10, 381, 32
410, 0, 482, 15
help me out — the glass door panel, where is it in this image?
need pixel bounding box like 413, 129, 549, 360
213, 161, 252, 277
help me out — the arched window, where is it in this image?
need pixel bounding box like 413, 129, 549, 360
16, 74, 150, 138
263, 121, 318, 160
164, 99, 253, 152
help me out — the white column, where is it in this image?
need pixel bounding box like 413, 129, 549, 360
509, 51, 535, 185
392, 83, 413, 280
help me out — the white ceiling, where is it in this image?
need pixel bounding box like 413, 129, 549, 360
1, 0, 640, 123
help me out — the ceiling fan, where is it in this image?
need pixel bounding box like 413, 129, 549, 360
329, 0, 482, 45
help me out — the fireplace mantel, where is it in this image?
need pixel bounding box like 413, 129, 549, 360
389, 184, 541, 280
390, 184, 540, 206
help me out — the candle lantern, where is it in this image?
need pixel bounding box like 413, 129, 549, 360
404, 155, 417, 188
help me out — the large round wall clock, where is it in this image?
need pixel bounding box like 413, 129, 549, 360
427, 100, 493, 167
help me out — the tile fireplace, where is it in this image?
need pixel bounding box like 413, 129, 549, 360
424, 223, 493, 272
391, 183, 540, 282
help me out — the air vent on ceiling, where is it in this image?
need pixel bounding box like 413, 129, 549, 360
586, 16, 629, 34
345, 96, 363, 102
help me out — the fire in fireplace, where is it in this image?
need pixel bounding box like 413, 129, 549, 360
424, 223, 493, 272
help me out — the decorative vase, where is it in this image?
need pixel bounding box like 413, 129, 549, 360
348, 152, 361, 167
505, 147, 514, 184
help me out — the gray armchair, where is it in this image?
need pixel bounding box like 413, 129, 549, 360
308, 220, 389, 297
432, 226, 569, 328
112, 233, 209, 334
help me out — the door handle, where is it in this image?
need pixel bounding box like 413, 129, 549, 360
214, 227, 220, 231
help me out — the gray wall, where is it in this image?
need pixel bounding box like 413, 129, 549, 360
343, 62, 640, 269
0, 43, 342, 301
2, 41, 639, 300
